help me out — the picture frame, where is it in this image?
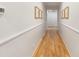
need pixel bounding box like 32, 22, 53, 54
64, 7, 69, 19
39, 9, 43, 19
34, 6, 43, 19
34, 6, 40, 19
61, 10, 65, 19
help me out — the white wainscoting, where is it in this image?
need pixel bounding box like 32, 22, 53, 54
59, 23, 79, 56
0, 23, 43, 46
62, 23, 79, 34
0, 23, 46, 57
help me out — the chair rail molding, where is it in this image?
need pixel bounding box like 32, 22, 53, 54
61, 23, 79, 34
0, 23, 43, 46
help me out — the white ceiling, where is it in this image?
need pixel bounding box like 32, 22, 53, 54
43, 2, 61, 10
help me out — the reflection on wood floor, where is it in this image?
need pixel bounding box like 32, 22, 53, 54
34, 29, 70, 57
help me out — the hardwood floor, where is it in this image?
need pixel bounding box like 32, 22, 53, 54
34, 29, 70, 57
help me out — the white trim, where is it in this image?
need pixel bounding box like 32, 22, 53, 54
61, 23, 79, 34
0, 23, 43, 46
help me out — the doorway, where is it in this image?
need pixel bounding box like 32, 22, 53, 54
47, 10, 58, 30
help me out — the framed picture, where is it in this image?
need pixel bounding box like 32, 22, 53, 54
64, 7, 69, 19
34, 6, 40, 19
34, 6, 43, 19
61, 10, 65, 19
41, 11, 43, 19
39, 9, 43, 19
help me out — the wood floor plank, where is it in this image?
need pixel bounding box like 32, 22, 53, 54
34, 29, 70, 57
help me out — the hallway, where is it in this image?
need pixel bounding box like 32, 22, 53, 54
0, 2, 79, 57
34, 29, 69, 57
